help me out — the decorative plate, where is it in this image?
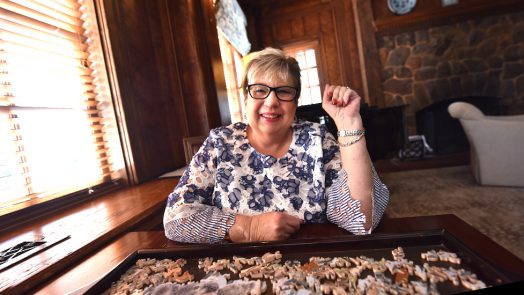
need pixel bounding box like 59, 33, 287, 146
388, 0, 417, 15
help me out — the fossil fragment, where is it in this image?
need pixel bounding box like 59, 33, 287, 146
106, 248, 488, 295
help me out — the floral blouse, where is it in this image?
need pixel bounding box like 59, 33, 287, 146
164, 120, 389, 243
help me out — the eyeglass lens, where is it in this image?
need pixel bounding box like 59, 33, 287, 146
248, 84, 296, 101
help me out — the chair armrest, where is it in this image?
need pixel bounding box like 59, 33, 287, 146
485, 114, 524, 121
461, 119, 524, 168
462, 119, 524, 142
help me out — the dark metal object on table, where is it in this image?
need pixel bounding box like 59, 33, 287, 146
84, 230, 513, 294
34, 215, 524, 294
0, 234, 70, 272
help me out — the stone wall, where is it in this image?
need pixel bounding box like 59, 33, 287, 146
378, 12, 524, 134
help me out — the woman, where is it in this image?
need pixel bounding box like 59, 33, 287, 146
164, 48, 389, 243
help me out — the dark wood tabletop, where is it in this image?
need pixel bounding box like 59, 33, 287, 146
35, 214, 524, 294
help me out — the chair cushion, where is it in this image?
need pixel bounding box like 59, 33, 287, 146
448, 102, 484, 120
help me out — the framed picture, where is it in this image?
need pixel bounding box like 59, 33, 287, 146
182, 136, 207, 165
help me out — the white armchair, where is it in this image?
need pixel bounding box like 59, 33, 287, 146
448, 102, 524, 187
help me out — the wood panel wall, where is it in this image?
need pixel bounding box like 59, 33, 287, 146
101, 0, 226, 183
240, 0, 524, 108
99, 0, 523, 183
241, 0, 369, 104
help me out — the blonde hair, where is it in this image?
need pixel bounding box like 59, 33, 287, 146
241, 48, 301, 101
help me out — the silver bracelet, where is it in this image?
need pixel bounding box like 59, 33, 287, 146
339, 133, 365, 147
337, 129, 365, 137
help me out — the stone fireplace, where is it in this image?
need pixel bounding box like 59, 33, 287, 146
378, 12, 524, 136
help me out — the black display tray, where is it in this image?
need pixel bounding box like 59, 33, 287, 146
86, 229, 514, 294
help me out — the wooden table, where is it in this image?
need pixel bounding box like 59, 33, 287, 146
35, 214, 524, 294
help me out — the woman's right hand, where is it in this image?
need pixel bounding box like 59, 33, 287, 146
229, 212, 302, 242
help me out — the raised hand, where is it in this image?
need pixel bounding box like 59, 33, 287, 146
321, 84, 363, 128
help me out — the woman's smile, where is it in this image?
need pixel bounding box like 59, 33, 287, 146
260, 112, 281, 122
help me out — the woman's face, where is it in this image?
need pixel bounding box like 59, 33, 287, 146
245, 73, 298, 137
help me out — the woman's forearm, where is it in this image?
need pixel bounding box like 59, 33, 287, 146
336, 117, 373, 229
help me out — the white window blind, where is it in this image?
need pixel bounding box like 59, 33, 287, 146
0, 0, 125, 210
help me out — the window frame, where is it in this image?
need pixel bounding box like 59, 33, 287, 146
217, 31, 246, 123
282, 40, 326, 107
0, 0, 130, 229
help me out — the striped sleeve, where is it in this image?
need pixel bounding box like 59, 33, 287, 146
164, 203, 235, 243
326, 170, 367, 235
326, 166, 389, 234
370, 166, 389, 230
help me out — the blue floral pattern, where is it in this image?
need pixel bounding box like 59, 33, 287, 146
164, 120, 390, 242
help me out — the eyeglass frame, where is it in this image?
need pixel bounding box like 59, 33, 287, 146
246, 84, 299, 102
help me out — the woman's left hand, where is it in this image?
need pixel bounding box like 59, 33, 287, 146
321, 84, 362, 128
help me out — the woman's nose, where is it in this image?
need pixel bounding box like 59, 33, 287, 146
264, 90, 280, 106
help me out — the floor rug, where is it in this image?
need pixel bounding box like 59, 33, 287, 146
380, 165, 524, 260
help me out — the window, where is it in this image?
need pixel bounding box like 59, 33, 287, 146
0, 0, 125, 213
284, 45, 322, 106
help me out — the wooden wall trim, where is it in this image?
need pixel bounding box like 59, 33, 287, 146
335, 0, 364, 101
94, 0, 136, 184
249, 0, 335, 22
100, 0, 226, 183
200, 0, 231, 126
372, 0, 524, 36
159, 0, 190, 137
353, 0, 383, 107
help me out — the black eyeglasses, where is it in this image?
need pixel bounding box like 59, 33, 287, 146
246, 84, 298, 102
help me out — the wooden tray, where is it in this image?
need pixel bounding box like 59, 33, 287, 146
85, 229, 514, 294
